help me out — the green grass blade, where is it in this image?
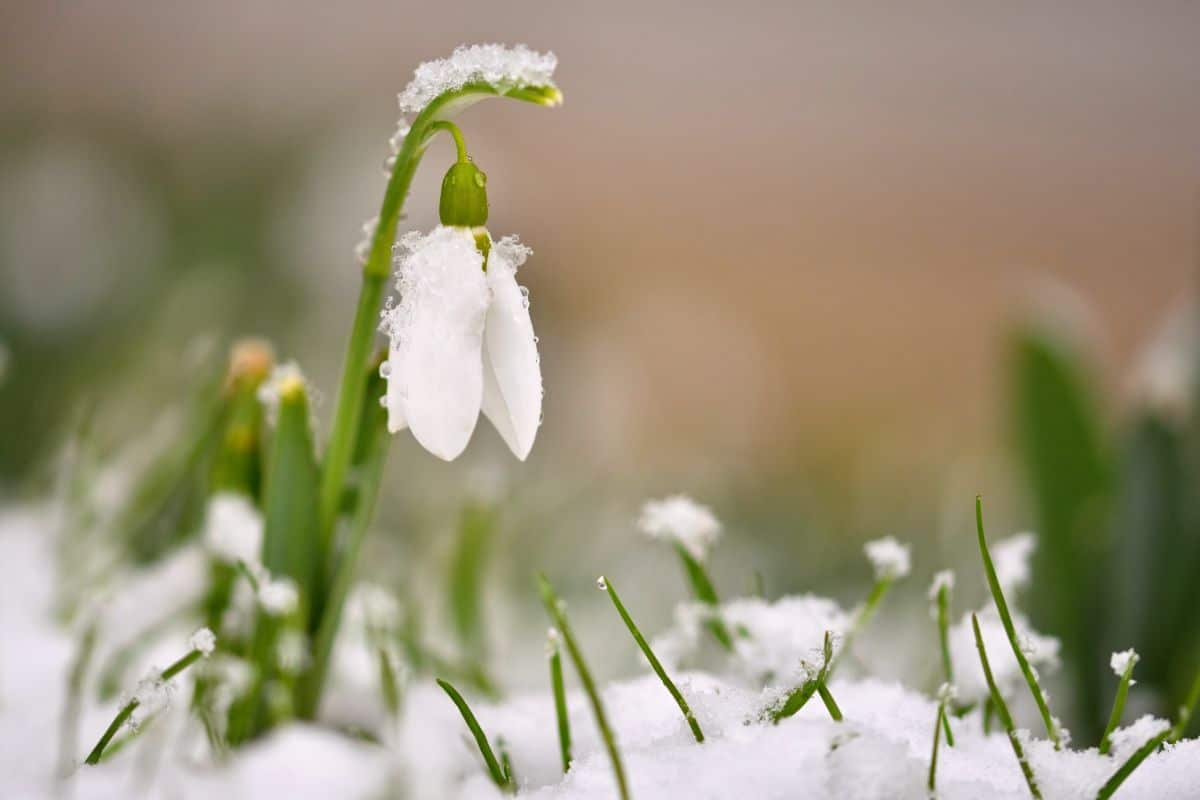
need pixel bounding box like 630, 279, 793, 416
935, 580, 954, 686
436, 678, 511, 791
1096, 726, 1171, 800
976, 496, 1061, 748
928, 701, 945, 792
449, 503, 498, 666
771, 631, 839, 723
260, 377, 320, 624
673, 543, 733, 651
1169, 663, 1200, 742
538, 575, 630, 800
1099, 653, 1138, 755
548, 631, 572, 773
972, 613, 1042, 799
600, 575, 704, 742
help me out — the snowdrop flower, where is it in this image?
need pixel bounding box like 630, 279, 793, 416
864, 536, 911, 581
202, 493, 264, 566
638, 495, 722, 561
380, 138, 543, 462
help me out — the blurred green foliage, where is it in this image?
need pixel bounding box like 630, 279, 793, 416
1011, 320, 1200, 740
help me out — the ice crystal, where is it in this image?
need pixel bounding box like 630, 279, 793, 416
1111, 648, 1140, 677
124, 670, 172, 729
637, 495, 722, 561
397, 44, 557, 114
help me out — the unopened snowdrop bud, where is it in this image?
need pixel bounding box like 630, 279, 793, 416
439, 160, 489, 229
864, 537, 911, 581
637, 495, 722, 561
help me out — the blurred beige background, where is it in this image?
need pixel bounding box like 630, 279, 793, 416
1, 1, 1198, 481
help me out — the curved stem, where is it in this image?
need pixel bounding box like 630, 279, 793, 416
430, 120, 470, 163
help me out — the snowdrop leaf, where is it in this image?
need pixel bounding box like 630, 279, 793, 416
260, 375, 320, 620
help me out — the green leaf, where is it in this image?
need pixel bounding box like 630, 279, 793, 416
1010, 327, 1113, 737
449, 503, 498, 666
260, 379, 321, 622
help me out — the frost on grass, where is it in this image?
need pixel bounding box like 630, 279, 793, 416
397, 43, 558, 113
1109, 715, 1171, 760
202, 492, 264, 566
928, 569, 955, 600
123, 669, 173, 730
637, 495, 722, 561
864, 536, 911, 581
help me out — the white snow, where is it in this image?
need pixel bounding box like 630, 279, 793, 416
946, 607, 1060, 704
397, 44, 558, 114
188, 626, 217, 656
992, 532, 1037, 594
256, 361, 311, 425
928, 569, 955, 600
258, 577, 300, 616
202, 492, 264, 566
863, 536, 911, 581
1111, 649, 1140, 677
637, 495, 722, 561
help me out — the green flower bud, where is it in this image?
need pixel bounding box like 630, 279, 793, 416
439, 160, 489, 228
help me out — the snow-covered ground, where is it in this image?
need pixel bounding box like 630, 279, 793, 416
3, 506, 1198, 799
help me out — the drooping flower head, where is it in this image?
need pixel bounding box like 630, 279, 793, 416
637, 495, 722, 561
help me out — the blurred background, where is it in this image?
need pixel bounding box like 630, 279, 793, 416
2, 1, 1199, 738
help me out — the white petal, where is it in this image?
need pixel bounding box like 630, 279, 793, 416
383, 227, 489, 460
481, 236, 542, 460
384, 340, 407, 433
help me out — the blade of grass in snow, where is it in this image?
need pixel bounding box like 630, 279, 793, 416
538, 574, 630, 800
1096, 724, 1172, 800
547, 629, 572, 773
379, 648, 402, 718
828, 579, 892, 677
449, 503, 498, 667
770, 631, 840, 723
933, 575, 955, 686
972, 613, 1042, 799
673, 543, 734, 651
599, 575, 704, 743
816, 684, 843, 721
976, 496, 1062, 748
84, 630, 215, 765
436, 678, 512, 793
1100, 651, 1138, 755
928, 700, 946, 792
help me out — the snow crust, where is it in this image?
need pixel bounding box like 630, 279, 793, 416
637, 495, 722, 561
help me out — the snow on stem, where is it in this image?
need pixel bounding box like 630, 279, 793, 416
972, 613, 1042, 799
538, 574, 630, 800
547, 629, 572, 773
84, 629, 215, 765
435, 678, 513, 793
1099, 650, 1139, 755
599, 575, 704, 743
976, 496, 1062, 749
